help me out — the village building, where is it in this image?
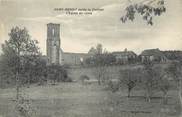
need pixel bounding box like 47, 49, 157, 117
162, 50, 182, 62
112, 49, 137, 64
62, 52, 91, 65
140, 48, 168, 63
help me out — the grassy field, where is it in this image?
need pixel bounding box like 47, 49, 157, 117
0, 82, 181, 117
0, 64, 180, 117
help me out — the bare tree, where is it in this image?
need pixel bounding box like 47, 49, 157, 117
93, 65, 107, 85
165, 61, 182, 105
154, 66, 170, 104
142, 61, 159, 102
158, 75, 170, 104
119, 68, 140, 98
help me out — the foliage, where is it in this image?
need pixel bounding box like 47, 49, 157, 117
21, 56, 47, 86
91, 53, 116, 66
86, 44, 116, 66
47, 65, 70, 84
0, 27, 40, 99
80, 75, 90, 84
0, 26, 71, 87
0, 27, 40, 80
0, 46, 18, 86
107, 80, 120, 93
15, 95, 36, 117
121, 0, 166, 25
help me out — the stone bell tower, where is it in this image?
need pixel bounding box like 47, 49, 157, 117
47, 23, 61, 65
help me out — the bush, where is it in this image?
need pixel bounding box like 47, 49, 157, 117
107, 80, 120, 93
47, 65, 71, 84
80, 75, 90, 84
14, 95, 36, 117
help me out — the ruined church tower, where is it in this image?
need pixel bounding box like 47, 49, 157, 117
47, 23, 61, 65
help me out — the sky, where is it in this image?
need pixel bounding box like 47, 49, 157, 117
0, 0, 182, 55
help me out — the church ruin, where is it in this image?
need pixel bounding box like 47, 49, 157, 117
46, 23, 91, 66
46, 23, 63, 65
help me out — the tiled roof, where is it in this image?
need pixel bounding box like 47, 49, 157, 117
112, 51, 136, 56
140, 49, 165, 57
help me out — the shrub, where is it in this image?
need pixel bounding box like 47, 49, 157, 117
107, 80, 120, 93
14, 95, 36, 117
47, 65, 71, 84
80, 75, 90, 84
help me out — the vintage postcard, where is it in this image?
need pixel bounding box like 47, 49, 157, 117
0, 0, 182, 117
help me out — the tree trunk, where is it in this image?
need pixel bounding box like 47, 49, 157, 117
178, 80, 182, 109
146, 91, 151, 102
128, 89, 131, 98
27, 73, 30, 88
98, 79, 101, 85
98, 76, 101, 85
16, 72, 19, 100
16, 50, 20, 100
178, 83, 182, 116
163, 92, 168, 104
147, 96, 151, 103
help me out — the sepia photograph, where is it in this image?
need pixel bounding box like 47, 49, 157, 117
0, 0, 182, 117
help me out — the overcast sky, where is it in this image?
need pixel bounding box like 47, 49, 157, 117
0, 0, 182, 55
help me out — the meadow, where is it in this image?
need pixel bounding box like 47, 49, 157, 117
0, 64, 181, 117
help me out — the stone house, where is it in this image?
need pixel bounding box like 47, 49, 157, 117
140, 49, 168, 63
62, 52, 92, 66
112, 49, 137, 64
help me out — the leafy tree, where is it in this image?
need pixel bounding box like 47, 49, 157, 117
88, 47, 97, 55
47, 65, 69, 85
86, 44, 116, 66
88, 44, 116, 85
0, 26, 40, 99
121, 0, 166, 25
96, 44, 103, 55
0, 44, 18, 87
21, 56, 47, 86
